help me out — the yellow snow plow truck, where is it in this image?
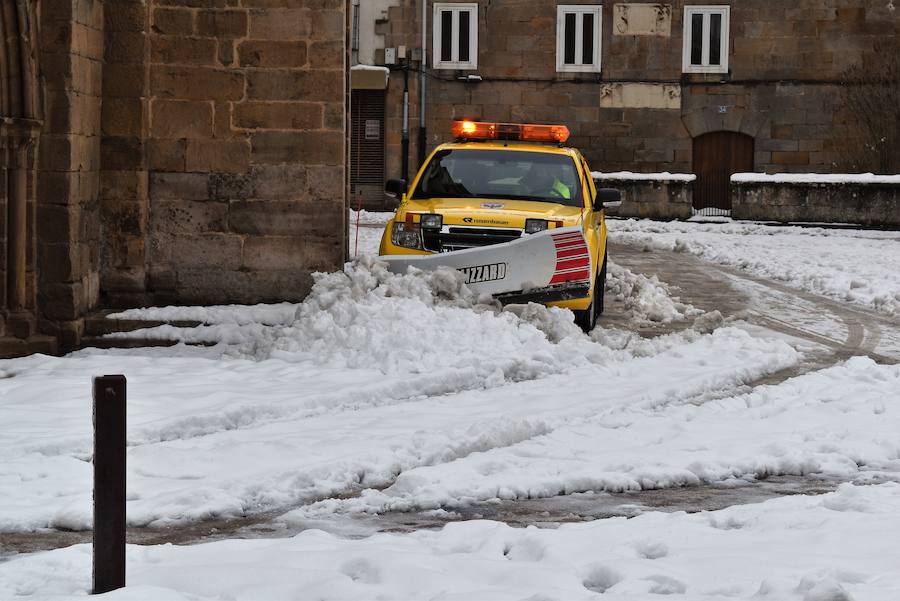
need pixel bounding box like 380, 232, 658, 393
379, 120, 622, 332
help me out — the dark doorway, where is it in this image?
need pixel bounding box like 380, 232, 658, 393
692, 131, 754, 216
350, 89, 386, 210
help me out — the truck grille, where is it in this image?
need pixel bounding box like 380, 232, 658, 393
423, 227, 522, 253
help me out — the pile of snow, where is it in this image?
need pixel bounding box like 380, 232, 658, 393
610, 219, 900, 317
606, 262, 700, 323
593, 171, 696, 182
106, 257, 595, 378
104, 254, 703, 376
732, 172, 900, 185
4, 483, 900, 600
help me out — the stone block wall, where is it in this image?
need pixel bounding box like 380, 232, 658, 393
371, 0, 899, 181
593, 176, 693, 220
733, 181, 900, 227
1, 0, 350, 357
37, 0, 105, 349
100, 0, 151, 309
98, 0, 349, 306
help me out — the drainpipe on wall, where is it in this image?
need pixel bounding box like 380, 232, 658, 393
402, 63, 410, 182
418, 0, 427, 167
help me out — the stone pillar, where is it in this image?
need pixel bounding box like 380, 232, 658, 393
1, 119, 40, 339
8, 138, 29, 311
35, 0, 104, 351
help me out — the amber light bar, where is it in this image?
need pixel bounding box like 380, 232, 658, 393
452, 120, 570, 144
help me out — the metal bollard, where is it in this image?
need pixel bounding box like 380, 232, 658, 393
93, 375, 127, 594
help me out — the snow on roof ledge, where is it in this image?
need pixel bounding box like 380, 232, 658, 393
351, 64, 391, 73
592, 171, 696, 182
732, 172, 900, 185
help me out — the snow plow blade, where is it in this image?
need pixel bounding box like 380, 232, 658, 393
381, 226, 593, 304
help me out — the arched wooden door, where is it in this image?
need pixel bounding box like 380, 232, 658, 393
692, 132, 754, 216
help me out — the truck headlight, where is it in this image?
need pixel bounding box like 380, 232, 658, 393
420, 214, 443, 230
525, 219, 549, 234
391, 222, 423, 249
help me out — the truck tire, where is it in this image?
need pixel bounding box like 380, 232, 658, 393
574, 251, 606, 332
573, 253, 606, 334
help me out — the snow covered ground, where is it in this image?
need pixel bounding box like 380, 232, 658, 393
0, 259, 786, 533
4, 483, 900, 599
609, 219, 900, 318
1, 212, 899, 599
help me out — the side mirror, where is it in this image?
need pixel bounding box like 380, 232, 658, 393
385, 179, 407, 199
596, 188, 622, 210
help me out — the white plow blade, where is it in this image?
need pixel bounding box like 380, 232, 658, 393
381, 226, 593, 300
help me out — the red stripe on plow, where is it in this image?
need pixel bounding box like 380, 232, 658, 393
550, 270, 591, 285
554, 239, 587, 250
556, 258, 590, 271
556, 247, 589, 259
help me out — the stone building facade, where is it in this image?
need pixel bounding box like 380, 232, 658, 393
1, 0, 348, 358
352, 0, 899, 210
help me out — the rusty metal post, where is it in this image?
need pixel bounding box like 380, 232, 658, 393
93, 375, 127, 594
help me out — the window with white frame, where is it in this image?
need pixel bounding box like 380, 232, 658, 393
433, 3, 478, 70
556, 5, 603, 73
682, 5, 730, 73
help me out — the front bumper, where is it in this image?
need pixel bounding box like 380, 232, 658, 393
495, 282, 592, 306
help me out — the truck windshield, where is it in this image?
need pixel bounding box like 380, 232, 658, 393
411, 149, 584, 207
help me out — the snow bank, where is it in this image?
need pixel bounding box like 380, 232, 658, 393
4, 483, 900, 600
732, 172, 900, 185
610, 219, 900, 317
593, 171, 697, 182
103, 254, 701, 377
105, 257, 594, 378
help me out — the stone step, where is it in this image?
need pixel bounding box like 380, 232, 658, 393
83, 311, 202, 337
0, 335, 58, 360
80, 311, 206, 351
79, 336, 181, 350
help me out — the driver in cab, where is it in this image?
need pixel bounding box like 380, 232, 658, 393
521, 162, 574, 201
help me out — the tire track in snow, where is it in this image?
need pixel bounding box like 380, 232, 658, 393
611, 241, 900, 367
718, 267, 899, 365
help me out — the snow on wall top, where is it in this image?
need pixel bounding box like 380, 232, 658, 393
592, 171, 697, 182
731, 172, 900, 185
350, 64, 391, 73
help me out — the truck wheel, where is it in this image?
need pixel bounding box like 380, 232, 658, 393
596, 250, 607, 315
573, 295, 595, 333
574, 251, 607, 333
